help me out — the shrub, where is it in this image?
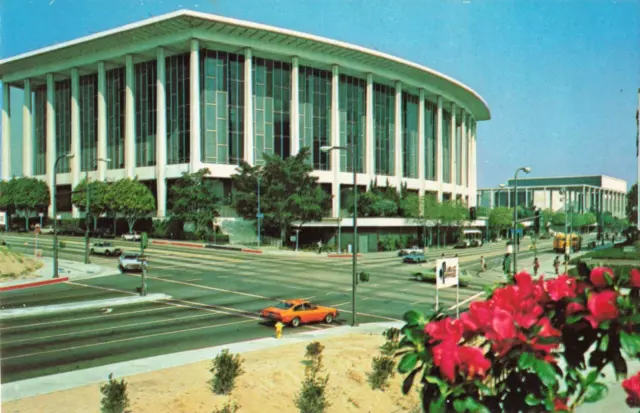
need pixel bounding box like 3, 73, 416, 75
212, 400, 240, 413
368, 328, 401, 390
295, 341, 330, 413
209, 349, 244, 395
100, 373, 130, 413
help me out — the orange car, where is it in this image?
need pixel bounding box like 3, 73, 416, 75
260, 299, 339, 327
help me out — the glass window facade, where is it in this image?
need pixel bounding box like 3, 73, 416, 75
166, 53, 190, 165
55, 80, 71, 173
338, 75, 365, 173
34, 86, 47, 175
299, 66, 331, 171
424, 101, 436, 180
79, 74, 98, 172
253, 58, 291, 164
200, 50, 244, 165
442, 110, 451, 183
373, 83, 395, 176
135, 60, 157, 167
456, 116, 462, 185
106, 67, 125, 169
402, 92, 418, 178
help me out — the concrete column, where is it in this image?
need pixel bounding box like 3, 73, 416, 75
417, 89, 425, 196
191, 39, 202, 169
156, 47, 167, 218
394, 81, 402, 188
469, 125, 477, 207
242, 47, 253, 165
125, 55, 136, 178
331, 65, 340, 217
23, 79, 33, 177
460, 111, 467, 188
436, 96, 443, 201
365, 73, 374, 177
70, 68, 81, 218
450, 103, 457, 200
1, 84, 10, 180
97, 62, 107, 181
489, 189, 494, 209
290, 57, 299, 156
581, 185, 586, 213
46, 74, 56, 216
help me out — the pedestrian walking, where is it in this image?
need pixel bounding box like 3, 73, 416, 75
553, 256, 560, 275
480, 256, 486, 272
533, 257, 540, 277
317, 240, 322, 254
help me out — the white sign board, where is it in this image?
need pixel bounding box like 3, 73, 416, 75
435, 257, 459, 289
0, 211, 6, 227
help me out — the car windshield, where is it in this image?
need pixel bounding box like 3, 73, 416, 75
275, 302, 294, 310
122, 254, 139, 260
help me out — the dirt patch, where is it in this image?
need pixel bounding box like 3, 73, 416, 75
0, 247, 43, 280
2, 334, 422, 413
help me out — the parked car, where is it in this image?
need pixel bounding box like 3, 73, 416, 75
122, 232, 141, 242
260, 299, 339, 328
397, 246, 422, 257
39, 225, 55, 234
118, 252, 148, 273
403, 252, 427, 264
59, 226, 84, 236
91, 228, 115, 239
90, 242, 122, 257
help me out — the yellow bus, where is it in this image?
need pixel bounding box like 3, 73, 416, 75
553, 233, 582, 253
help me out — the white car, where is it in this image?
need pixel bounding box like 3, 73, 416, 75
397, 246, 423, 257
39, 225, 55, 234
118, 253, 148, 273
121, 232, 141, 241
90, 242, 122, 256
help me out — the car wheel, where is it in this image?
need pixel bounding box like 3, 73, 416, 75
324, 313, 334, 324
105, 250, 111, 256
119, 265, 125, 274
416, 273, 424, 281
90, 249, 95, 254
291, 317, 301, 328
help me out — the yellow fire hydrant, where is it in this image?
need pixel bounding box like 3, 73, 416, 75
275, 321, 284, 339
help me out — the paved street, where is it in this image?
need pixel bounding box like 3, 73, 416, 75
0, 233, 568, 384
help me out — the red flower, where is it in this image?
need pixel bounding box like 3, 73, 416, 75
545, 275, 578, 301
460, 301, 493, 334
458, 346, 491, 380
585, 290, 619, 329
630, 269, 640, 288
424, 318, 465, 344
566, 301, 586, 315
553, 397, 570, 412
622, 371, 640, 408
590, 267, 614, 288
491, 308, 517, 341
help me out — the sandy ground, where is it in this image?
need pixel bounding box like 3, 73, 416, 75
0, 247, 43, 279
3, 334, 421, 413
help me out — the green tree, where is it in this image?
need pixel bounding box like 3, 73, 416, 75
627, 183, 637, 225
232, 148, 330, 243
571, 213, 586, 232
72, 179, 110, 230
405, 194, 441, 246
583, 212, 597, 230
0, 179, 18, 228
438, 200, 468, 242
170, 168, 221, 239
104, 178, 155, 233
552, 211, 566, 227
13, 177, 50, 230
488, 206, 512, 239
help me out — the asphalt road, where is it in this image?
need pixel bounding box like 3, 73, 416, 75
0, 232, 562, 383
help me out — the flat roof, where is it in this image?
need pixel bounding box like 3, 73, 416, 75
0, 9, 490, 121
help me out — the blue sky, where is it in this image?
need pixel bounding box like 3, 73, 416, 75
1, 0, 638, 189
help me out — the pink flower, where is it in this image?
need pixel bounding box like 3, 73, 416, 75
622, 371, 640, 408
590, 267, 614, 288
424, 318, 465, 344
585, 290, 619, 328
545, 275, 578, 301
458, 346, 491, 380
629, 269, 640, 288
566, 302, 586, 315
431, 341, 491, 383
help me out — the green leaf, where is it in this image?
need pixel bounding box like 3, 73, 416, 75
402, 366, 422, 395
518, 352, 536, 370
402, 310, 424, 326
586, 369, 600, 385
398, 353, 419, 374
533, 359, 557, 388
429, 399, 448, 413
525, 394, 541, 406
620, 331, 640, 357
453, 397, 490, 413
425, 376, 450, 395
584, 382, 608, 403
598, 334, 610, 352
566, 314, 583, 324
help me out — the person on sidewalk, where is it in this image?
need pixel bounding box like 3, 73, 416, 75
480, 256, 486, 272
317, 240, 323, 254
533, 257, 540, 277
554, 256, 560, 275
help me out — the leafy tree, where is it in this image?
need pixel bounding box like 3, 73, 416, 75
405, 193, 441, 246
627, 183, 637, 225
583, 212, 597, 229
12, 177, 50, 229
0, 179, 18, 227
439, 200, 468, 242
488, 206, 512, 239
72, 179, 110, 230
476, 206, 490, 218
552, 211, 566, 227
232, 148, 330, 243
170, 168, 221, 239
104, 178, 155, 233
571, 213, 586, 232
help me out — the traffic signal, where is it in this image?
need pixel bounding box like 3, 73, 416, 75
533, 209, 541, 234
469, 207, 477, 220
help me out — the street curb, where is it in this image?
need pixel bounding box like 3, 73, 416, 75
0, 293, 172, 319
0, 277, 69, 292
151, 240, 204, 249
151, 239, 264, 255
241, 248, 263, 254
327, 254, 363, 258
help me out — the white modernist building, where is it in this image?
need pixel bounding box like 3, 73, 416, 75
0, 9, 490, 219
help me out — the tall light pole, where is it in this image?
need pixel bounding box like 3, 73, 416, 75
53, 153, 75, 278
84, 157, 111, 264
257, 173, 262, 247
560, 187, 570, 273
512, 166, 531, 276
321, 144, 358, 326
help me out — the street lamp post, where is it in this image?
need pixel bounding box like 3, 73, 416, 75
257, 174, 262, 247
53, 153, 75, 278
560, 187, 570, 273
512, 166, 531, 276
84, 157, 111, 264
321, 144, 358, 326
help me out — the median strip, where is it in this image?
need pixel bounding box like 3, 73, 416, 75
0, 277, 69, 292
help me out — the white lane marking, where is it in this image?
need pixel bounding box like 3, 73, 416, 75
446, 291, 485, 310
